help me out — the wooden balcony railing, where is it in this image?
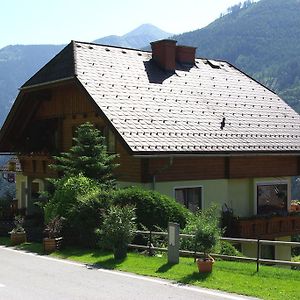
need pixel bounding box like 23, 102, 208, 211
233, 215, 300, 238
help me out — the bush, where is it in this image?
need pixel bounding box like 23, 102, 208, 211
44, 174, 101, 223
182, 205, 222, 257
69, 190, 112, 247
44, 174, 111, 247
218, 241, 243, 257
99, 205, 137, 260
113, 187, 190, 230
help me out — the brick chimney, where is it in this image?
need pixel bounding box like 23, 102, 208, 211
151, 39, 197, 71
151, 39, 177, 72
176, 45, 196, 65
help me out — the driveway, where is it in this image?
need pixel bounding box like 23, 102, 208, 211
0, 246, 258, 300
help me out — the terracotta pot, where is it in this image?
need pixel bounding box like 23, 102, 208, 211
43, 237, 63, 253
196, 256, 215, 273
10, 232, 27, 245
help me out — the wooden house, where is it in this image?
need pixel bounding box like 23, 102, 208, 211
0, 39, 300, 260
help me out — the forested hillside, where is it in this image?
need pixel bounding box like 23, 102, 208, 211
0, 45, 64, 125
174, 0, 300, 113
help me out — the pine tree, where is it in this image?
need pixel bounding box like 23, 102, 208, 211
51, 122, 119, 189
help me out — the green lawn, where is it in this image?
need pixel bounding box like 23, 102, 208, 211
1, 237, 299, 300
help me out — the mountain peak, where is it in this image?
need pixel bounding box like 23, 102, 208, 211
123, 23, 172, 38
93, 24, 172, 49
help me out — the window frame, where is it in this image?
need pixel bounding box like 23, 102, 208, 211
173, 185, 204, 212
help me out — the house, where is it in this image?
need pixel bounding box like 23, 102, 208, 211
0, 39, 300, 260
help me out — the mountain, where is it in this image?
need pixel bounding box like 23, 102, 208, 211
173, 0, 300, 113
0, 24, 170, 127
0, 44, 64, 125
93, 24, 171, 49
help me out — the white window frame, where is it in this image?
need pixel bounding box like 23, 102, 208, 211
173, 185, 204, 211
254, 179, 291, 215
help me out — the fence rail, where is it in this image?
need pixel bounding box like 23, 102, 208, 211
132, 229, 300, 270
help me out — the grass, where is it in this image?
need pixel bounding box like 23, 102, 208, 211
52, 247, 300, 300
1, 237, 299, 300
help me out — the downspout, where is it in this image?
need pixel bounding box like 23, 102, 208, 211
152, 157, 174, 191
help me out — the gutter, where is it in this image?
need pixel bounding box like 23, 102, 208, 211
134, 152, 300, 158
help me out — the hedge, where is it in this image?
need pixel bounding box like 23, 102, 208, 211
113, 187, 190, 229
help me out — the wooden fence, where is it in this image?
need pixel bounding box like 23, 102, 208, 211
129, 230, 300, 271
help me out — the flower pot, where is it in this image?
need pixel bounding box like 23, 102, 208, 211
43, 237, 63, 253
196, 256, 215, 273
10, 232, 27, 245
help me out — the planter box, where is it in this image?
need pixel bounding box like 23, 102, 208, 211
10, 232, 27, 245
43, 237, 63, 253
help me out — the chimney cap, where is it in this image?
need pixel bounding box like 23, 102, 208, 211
150, 39, 177, 46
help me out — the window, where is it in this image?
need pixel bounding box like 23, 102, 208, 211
175, 187, 202, 212
257, 183, 288, 215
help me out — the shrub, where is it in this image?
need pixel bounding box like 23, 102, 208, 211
218, 241, 243, 257
44, 174, 111, 247
10, 215, 25, 234
182, 205, 222, 258
99, 205, 137, 260
113, 187, 190, 230
44, 174, 100, 223
69, 190, 112, 247
45, 216, 64, 239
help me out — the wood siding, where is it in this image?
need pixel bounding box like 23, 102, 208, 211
142, 155, 300, 182
19, 82, 143, 181
115, 141, 141, 182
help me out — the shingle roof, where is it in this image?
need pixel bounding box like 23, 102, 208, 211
22, 42, 74, 88
72, 41, 300, 154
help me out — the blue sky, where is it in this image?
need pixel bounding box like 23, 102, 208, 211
1, 0, 248, 48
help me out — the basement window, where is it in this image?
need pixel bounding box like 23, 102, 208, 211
174, 186, 202, 212
256, 183, 288, 215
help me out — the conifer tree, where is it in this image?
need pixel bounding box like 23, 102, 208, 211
51, 122, 118, 189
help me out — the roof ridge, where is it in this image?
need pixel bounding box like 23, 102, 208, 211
73, 40, 151, 53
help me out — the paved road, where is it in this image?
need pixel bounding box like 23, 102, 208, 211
0, 246, 258, 300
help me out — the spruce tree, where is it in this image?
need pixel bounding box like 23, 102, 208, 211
51, 122, 118, 189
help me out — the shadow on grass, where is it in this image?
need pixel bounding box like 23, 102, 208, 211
86, 256, 126, 270
0, 237, 44, 255
178, 271, 212, 284
16, 242, 44, 255
156, 262, 176, 273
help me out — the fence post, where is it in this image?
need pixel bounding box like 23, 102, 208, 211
168, 222, 179, 264
256, 238, 260, 272
148, 230, 153, 256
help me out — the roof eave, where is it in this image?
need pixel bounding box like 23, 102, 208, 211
132, 150, 300, 158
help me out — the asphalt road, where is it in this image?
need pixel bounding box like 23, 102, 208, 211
0, 246, 258, 300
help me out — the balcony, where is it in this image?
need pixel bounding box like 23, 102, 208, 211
232, 214, 300, 239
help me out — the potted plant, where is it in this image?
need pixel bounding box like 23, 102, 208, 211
99, 205, 136, 260
188, 205, 221, 273
10, 215, 27, 245
43, 216, 64, 253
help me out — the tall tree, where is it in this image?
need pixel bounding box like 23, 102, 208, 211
51, 122, 118, 189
